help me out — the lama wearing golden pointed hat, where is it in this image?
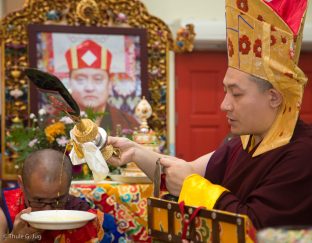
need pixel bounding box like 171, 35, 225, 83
226, 0, 308, 156
178, 0, 312, 230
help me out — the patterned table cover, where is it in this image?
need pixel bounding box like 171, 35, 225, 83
70, 182, 153, 242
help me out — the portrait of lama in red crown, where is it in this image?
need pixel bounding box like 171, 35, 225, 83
28, 25, 149, 135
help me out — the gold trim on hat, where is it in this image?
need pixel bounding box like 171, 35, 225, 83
101, 47, 107, 70
70, 46, 78, 69
226, 0, 308, 156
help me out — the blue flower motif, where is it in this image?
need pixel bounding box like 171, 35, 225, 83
46, 10, 61, 21
120, 194, 131, 203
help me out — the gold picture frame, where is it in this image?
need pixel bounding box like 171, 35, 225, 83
0, 0, 195, 180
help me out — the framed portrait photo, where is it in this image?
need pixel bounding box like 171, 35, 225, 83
28, 24, 148, 135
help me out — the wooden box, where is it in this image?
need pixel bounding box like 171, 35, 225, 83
147, 197, 255, 243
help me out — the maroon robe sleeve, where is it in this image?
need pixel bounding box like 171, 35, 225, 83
205, 136, 241, 184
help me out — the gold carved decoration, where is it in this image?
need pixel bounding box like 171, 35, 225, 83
76, 0, 100, 24
0, 0, 195, 180
174, 24, 196, 52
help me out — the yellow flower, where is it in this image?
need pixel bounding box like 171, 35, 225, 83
45, 122, 66, 143
82, 164, 89, 176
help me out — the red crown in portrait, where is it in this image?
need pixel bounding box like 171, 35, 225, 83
65, 39, 112, 71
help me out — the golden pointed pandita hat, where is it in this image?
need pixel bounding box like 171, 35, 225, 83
226, 0, 309, 156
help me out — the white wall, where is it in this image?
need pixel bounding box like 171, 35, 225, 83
141, 0, 224, 23
0, 1, 3, 18
142, 0, 312, 24
3, 1, 311, 24
0, 0, 25, 18
142, 0, 312, 47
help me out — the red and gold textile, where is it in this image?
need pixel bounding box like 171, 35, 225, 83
70, 182, 153, 242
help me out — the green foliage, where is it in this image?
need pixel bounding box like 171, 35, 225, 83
84, 107, 105, 121
7, 124, 38, 163
6, 111, 74, 165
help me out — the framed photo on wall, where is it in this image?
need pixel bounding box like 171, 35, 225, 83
28, 24, 148, 135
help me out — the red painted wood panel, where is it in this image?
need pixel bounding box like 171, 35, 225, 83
175, 51, 228, 161
299, 52, 312, 123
